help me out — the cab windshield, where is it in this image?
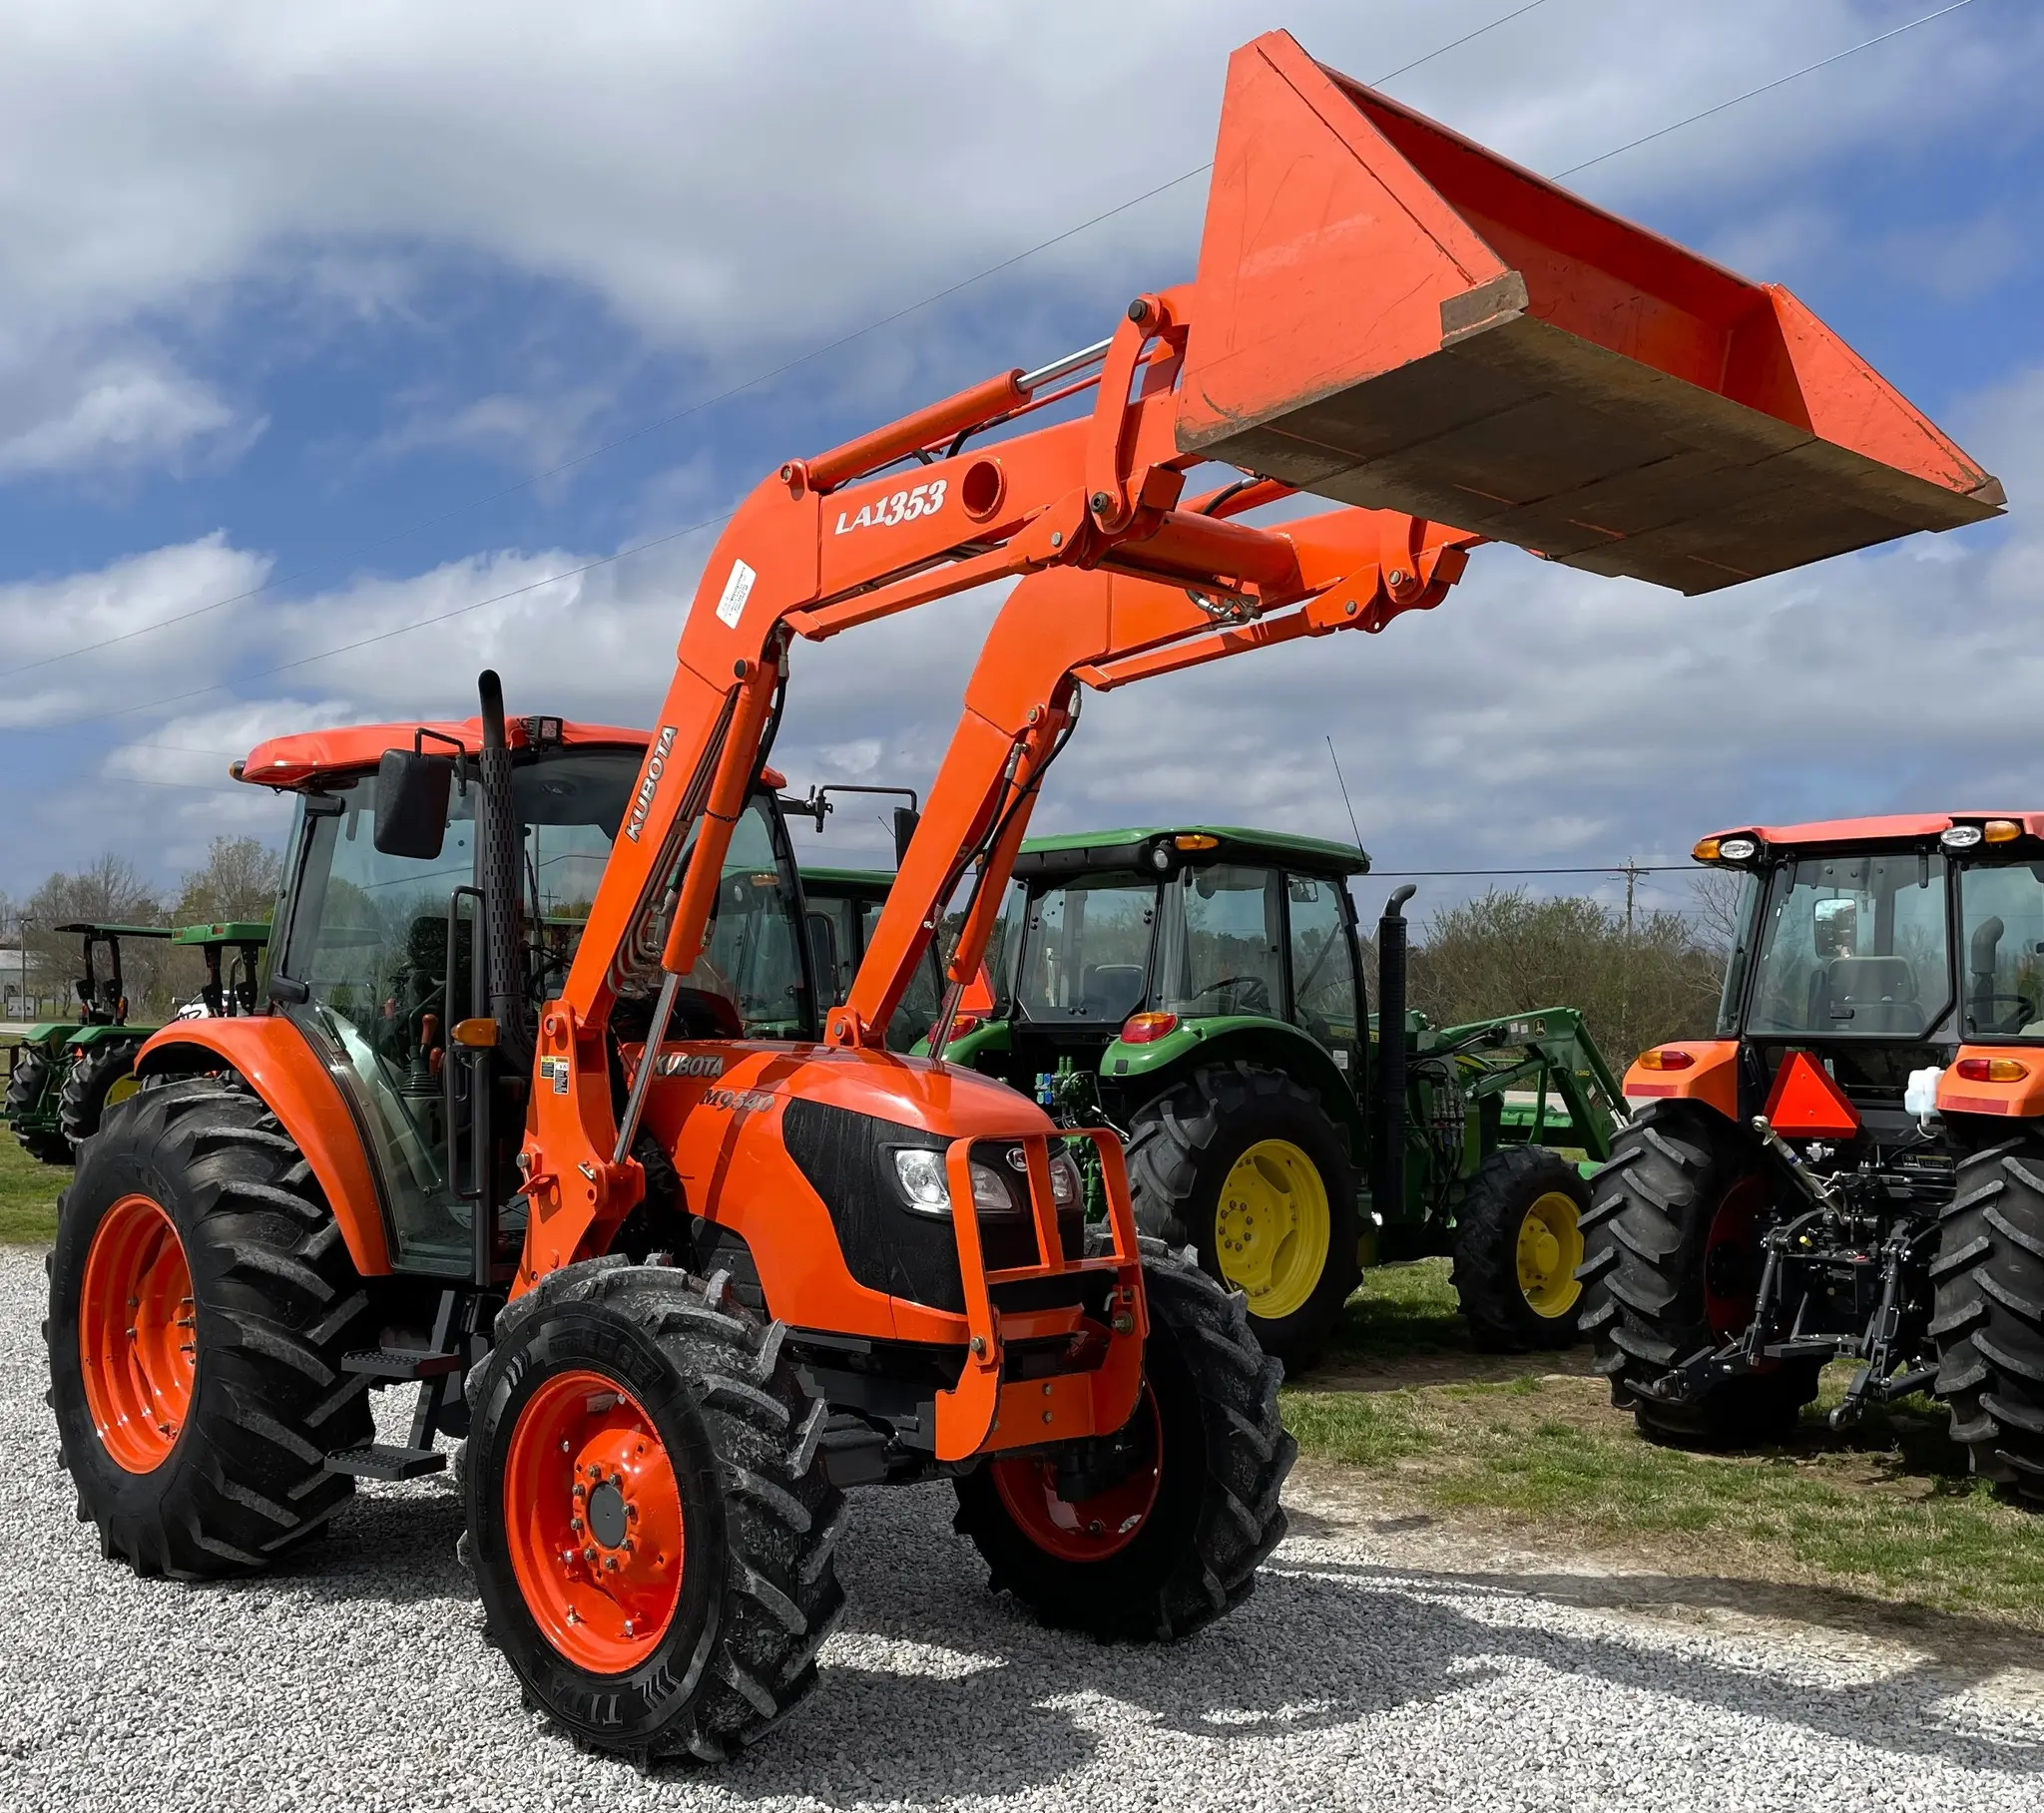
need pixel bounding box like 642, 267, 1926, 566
1012, 876, 1157, 1024
1958, 860, 2044, 1039
1745, 852, 1951, 1039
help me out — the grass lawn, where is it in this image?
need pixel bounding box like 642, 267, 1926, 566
0, 1132, 64, 1243
1287, 1258, 2044, 1627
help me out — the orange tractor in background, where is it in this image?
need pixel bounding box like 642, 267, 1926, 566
1585, 814, 2044, 1493
46, 31, 1999, 1764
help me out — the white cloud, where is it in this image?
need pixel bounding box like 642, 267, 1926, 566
0, 349, 251, 478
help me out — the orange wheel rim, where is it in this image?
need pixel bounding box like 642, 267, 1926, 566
79, 1193, 195, 1473
989, 1382, 1163, 1563
504, 1370, 686, 1672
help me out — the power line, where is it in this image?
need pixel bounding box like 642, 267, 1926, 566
0, 1, 1555, 689
1368, 864, 1697, 876
1556, 0, 1982, 178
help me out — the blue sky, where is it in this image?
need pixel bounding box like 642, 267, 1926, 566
1, 0, 2039, 933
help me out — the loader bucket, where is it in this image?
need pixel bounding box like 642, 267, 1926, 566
1176, 31, 2003, 595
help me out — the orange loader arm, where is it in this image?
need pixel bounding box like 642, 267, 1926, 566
520, 27, 1999, 1283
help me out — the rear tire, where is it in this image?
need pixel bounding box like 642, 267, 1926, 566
463, 1258, 846, 1764
59, 1038, 142, 1157
1452, 1144, 1591, 1352
46, 1076, 374, 1578
7, 1048, 71, 1164
1932, 1129, 2044, 1502
1126, 1064, 1358, 1370
952, 1240, 1294, 1640
1577, 1102, 1819, 1446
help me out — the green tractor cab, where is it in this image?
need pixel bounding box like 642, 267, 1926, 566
942, 825, 1627, 1366
798, 865, 946, 1054
3, 922, 173, 1164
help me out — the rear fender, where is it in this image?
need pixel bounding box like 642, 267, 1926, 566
1622, 1040, 1739, 1120
1112, 1021, 1365, 1150
134, 1020, 394, 1276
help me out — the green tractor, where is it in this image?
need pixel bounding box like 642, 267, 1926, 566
800, 864, 946, 1052
3, 920, 269, 1164
3, 922, 171, 1164
933, 826, 1627, 1367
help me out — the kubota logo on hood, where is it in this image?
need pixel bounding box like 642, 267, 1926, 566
624, 725, 677, 843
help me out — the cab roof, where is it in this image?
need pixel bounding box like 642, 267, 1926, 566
1014, 824, 1368, 880
1707, 812, 2044, 852
799, 866, 894, 895
171, 921, 270, 945
234, 716, 651, 789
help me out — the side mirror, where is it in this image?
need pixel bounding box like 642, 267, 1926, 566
1812, 896, 1857, 959
374, 750, 454, 860
806, 912, 842, 1005
892, 805, 921, 868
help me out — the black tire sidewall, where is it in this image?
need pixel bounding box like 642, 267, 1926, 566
1455, 1146, 1592, 1350
466, 1302, 731, 1747
63, 1042, 138, 1148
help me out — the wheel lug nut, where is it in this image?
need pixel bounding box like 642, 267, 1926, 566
603, 1555, 620, 1573
583, 1546, 598, 1566
570, 1516, 584, 1534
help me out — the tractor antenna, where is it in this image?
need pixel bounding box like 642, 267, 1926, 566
1326, 735, 1364, 853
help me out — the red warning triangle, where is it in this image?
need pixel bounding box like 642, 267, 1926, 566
1764, 1051, 1861, 1137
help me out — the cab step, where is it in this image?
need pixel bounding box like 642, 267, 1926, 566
324, 1443, 447, 1482
341, 1347, 463, 1381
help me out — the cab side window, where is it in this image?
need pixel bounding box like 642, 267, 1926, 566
1286, 873, 1358, 1049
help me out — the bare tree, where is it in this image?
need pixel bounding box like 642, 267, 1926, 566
1688, 865, 1752, 956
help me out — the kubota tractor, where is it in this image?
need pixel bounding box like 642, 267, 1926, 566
1583, 816, 2044, 1494
45, 31, 1998, 1763
3, 920, 171, 1164
942, 825, 1623, 1362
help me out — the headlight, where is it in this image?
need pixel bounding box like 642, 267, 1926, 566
890, 1147, 1021, 1217
893, 1147, 950, 1212
1049, 1150, 1081, 1205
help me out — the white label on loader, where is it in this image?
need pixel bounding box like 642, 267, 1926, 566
715, 558, 758, 628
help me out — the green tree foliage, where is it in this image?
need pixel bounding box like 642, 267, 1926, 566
173, 836, 282, 925
1399, 887, 1723, 1069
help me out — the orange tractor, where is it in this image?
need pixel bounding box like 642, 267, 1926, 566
47, 32, 1998, 1763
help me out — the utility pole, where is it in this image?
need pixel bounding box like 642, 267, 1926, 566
1623, 860, 1640, 940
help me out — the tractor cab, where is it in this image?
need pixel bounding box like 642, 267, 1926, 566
796, 865, 945, 1053
966, 825, 1369, 1117
1637, 816, 2044, 1132
251, 714, 657, 1274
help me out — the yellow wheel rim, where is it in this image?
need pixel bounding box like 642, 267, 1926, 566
1213, 1138, 1330, 1322
105, 1075, 142, 1111
1516, 1189, 1584, 1319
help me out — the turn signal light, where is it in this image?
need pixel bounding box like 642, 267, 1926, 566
451, 1017, 498, 1048
1985, 819, 2022, 843
1121, 1011, 1180, 1045
1691, 837, 1720, 862
1174, 833, 1221, 851
1956, 1057, 2029, 1083
1637, 1047, 1695, 1071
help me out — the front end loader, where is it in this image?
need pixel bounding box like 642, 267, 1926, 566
1583, 816, 2044, 1494
42, 30, 1999, 1763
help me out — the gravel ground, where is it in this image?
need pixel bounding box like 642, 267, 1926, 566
5, 1245, 2042, 1813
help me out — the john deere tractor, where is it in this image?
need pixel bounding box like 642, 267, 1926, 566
3, 921, 171, 1164
942, 826, 1625, 1366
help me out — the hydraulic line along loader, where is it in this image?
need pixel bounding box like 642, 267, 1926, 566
4, 921, 171, 1165
46, 31, 1997, 1764
1584, 817, 2044, 1493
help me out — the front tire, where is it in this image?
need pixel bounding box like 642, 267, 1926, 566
59, 1038, 143, 1156
952, 1240, 1294, 1640
1577, 1102, 1819, 1445
1126, 1064, 1358, 1369
463, 1258, 846, 1764
47, 1076, 374, 1577
1933, 1129, 2044, 1501
7, 1048, 71, 1164
1451, 1144, 1590, 1352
